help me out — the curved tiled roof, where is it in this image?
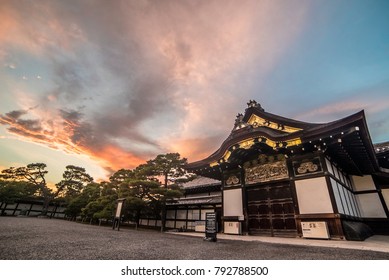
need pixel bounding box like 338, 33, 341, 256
182, 176, 221, 189
186, 100, 381, 178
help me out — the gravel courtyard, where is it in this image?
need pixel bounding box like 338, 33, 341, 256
1, 217, 388, 260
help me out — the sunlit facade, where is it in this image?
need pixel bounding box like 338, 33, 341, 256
168, 100, 389, 240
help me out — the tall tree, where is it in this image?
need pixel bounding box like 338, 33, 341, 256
80, 181, 120, 223
146, 153, 188, 188
118, 178, 182, 227
136, 153, 188, 231
64, 182, 102, 219
109, 169, 135, 185
119, 179, 159, 226
55, 165, 94, 198
137, 154, 187, 231
0, 163, 52, 213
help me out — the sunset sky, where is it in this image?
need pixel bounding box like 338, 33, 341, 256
1, 0, 389, 184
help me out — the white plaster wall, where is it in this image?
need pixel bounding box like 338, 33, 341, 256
295, 177, 333, 214
187, 221, 195, 230
351, 175, 376, 191
382, 189, 389, 212
192, 209, 200, 220
223, 188, 243, 217
18, 203, 30, 210
165, 220, 175, 228
200, 209, 214, 220
356, 193, 387, 218
188, 209, 200, 220
31, 204, 43, 211
176, 209, 187, 219
166, 210, 175, 219
175, 221, 186, 229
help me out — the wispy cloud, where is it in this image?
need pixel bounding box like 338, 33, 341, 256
296, 82, 389, 122
0, 0, 310, 173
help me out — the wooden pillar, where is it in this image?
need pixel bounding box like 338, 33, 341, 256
173, 209, 177, 229
52, 204, 58, 218
334, 214, 345, 239
240, 166, 249, 235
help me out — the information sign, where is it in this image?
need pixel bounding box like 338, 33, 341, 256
204, 212, 217, 242
112, 198, 125, 231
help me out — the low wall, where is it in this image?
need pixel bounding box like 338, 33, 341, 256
0, 200, 66, 218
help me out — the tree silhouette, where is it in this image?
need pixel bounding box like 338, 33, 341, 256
55, 165, 94, 197
0, 163, 51, 213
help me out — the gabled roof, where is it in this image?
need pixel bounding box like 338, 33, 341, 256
181, 176, 221, 194
167, 195, 222, 206
182, 176, 221, 189
186, 100, 382, 179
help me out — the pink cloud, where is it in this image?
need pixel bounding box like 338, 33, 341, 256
296, 92, 389, 123
0, 1, 85, 57
0, 1, 311, 173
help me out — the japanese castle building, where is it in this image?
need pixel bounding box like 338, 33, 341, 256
163, 100, 389, 240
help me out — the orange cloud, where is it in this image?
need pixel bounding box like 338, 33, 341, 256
0, 105, 148, 175
162, 135, 228, 163
0, 1, 311, 175
89, 144, 145, 172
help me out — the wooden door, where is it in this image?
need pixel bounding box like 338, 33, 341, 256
247, 182, 297, 237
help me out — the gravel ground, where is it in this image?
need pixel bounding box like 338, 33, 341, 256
1, 217, 388, 260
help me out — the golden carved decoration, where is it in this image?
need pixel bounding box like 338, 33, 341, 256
226, 175, 240, 185
245, 160, 288, 184
223, 150, 231, 161
208, 137, 301, 168
287, 138, 302, 146
247, 114, 302, 133
239, 139, 255, 149
297, 162, 319, 174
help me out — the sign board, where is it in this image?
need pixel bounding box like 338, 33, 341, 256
301, 221, 330, 239
204, 212, 217, 242
224, 221, 241, 235
115, 201, 124, 218
113, 198, 126, 231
